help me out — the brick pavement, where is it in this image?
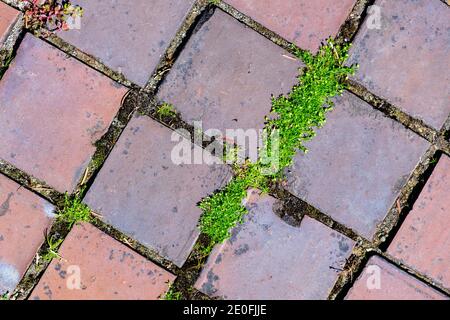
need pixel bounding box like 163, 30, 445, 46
0, 0, 448, 300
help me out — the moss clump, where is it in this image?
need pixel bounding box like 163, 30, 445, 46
198, 39, 356, 246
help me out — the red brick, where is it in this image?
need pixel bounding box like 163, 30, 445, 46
195, 190, 355, 299
388, 155, 450, 289
0, 174, 54, 294
347, 0, 450, 130
225, 0, 357, 52
0, 2, 19, 44
157, 10, 301, 133
30, 223, 175, 300
286, 91, 429, 239
346, 256, 447, 300
0, 34, 126, 193
59, 0, 195, 86
84, 115, 232, 267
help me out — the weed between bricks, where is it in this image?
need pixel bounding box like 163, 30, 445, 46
0, 0, 448, 301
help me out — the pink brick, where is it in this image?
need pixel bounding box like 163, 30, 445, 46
286, 92, 429, 239
195, 190, 355, 299
346, 256, 447, 300
0, 2, 19, 44
0, 34, 127, 193
225, 0, 357, 52
157, 10, 301, 133
388, 155, 450, 289
0, 174, 55, 294
30, 223, 175, 300
347, 0, 450, 130
60, 0, 196, 86
84, 115, 232, 267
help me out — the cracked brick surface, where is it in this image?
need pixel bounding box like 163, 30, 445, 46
286, 91, 430, 239
0, 34, 126, 193
225, 0, 357, 52
84, 115, 232, 267
347, 0, 450, 130
157, 10, 301, 133
0, 173, 55, 294
346, 256, 447, 300
195, 190, 355, 299
30, 222, 175, 300
388, 155, 450, 289
0, 1, 18, 44
59, 0, 196, 86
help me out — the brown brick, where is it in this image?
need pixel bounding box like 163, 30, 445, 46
84, 115, 232, 267
286, 91, 429, 239
0, 174, 55, 294
225, 0, 357, 52
0, 34, 126, 193
388, 155, 450, 289
195, 190, 355, 299
347, 0, 450, 130
30, 223, 175, 300
346, 256, 447, 300
60, 0, 195, 86
157, 10, 301, 133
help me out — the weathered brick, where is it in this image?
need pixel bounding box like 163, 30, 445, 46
0, 2, 19, 44
0, 174, 55, 294
225, 0, 357, 52
195, 190, 355, 299
157, 10, 301, 133
286, 91, 429, 239
0, 34, 126, 193
30, 223, 175, 300
84, 115, 232, 267
388, 155, 450, 289
59, 0, 195, 86
346, 256, 447, 300
347, 0, 450, 130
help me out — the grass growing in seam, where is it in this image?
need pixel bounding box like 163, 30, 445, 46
198, 39, 356, 247
57, 192, 92, 228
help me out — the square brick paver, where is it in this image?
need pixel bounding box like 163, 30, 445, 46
388, 155, 450, 289
347, 0, 450, 130
157, 10, 301, 133
0, 34, 127, 193
346, 256, 447, 300
30, 223, 175, 300
195, 190, 355, 299
286, 91, 429, 239
84, 115, 232, 267
225, 0, 357, 52
59, 0, 196, 86
0, 174, 55, 294
0, 2, 19, 44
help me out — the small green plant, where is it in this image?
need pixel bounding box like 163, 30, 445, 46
57, 192, 92, 227
209, 0, 221, 5
156, 103, 177, 119
41, 232, 63, 262
1, 293, 9, 300
163, 285, 183, 300
198, 39, 356, 247
23, 0, 83, 34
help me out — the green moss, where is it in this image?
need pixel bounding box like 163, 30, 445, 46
57, 192, 92, 228
198, 39, 356, 246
